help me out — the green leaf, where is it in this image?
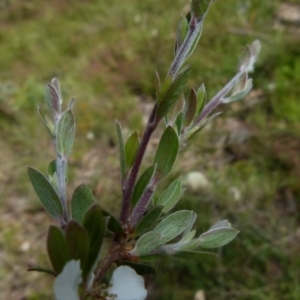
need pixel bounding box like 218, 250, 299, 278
178, 238, 200, 251
174, 111, 183, 135
119, 261, 155, 275
157, 179, 184, 213
125, 131, 139, 170
65, 221, 89, 269
186, 112, 222, 143
116, 121, 126, 179
184, 88, 197, 126
46, 82, 61, 117
182, 212, 197, 238
102, 210, 124, 235
223, 78, 253, 103
156, 66, 191, 119
48, 160, 57, 176
82, 204, 105, 280
131, 165, 156, 207
37, 107, 55, 138
210, 220, 231, 230
53, 260, 81, 300
71, 184, 94, 224
136, 231, 161, 256
51, 78, 62, 99
47, 225, 69, 275
153, 126, 179, 178
196, 84, 206, 115
27, 167, 63, 221
191, 0, 212, 19
47, 160, 59, 193
181, 229, 196, 243
199, 228, 239, 248
185, 22, 203, 60
57, 109, 75, 157
175, 14, 189, 54
27, 266, 56, 277
154, 71, 161, 99
154, 210, 193, 244
134, 206, 163, 236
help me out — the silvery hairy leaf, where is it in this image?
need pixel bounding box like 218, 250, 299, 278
175, 14, 189, 54
46, 82, 61, 118
157, 178, 184, 213
57, 109, 75, 157
27, 167, 63, 221
154, 210, 194, 244
37, 107, 55, 138
199, 226, 239, 248
135, 231, 161, 256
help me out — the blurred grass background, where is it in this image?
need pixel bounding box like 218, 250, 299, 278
0, 0, 299, 299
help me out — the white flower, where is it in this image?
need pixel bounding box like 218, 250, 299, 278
54, 260, 82, 300
107, 266, 147, 300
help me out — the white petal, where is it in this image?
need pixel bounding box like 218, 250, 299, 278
54, 260, 82, 300
108, 266, 147, 300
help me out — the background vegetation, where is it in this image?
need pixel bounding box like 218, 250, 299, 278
0, 0, 299, 299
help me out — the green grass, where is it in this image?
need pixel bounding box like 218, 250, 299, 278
0, 0, 299, 299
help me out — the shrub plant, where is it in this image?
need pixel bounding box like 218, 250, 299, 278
27, 0, 261, 299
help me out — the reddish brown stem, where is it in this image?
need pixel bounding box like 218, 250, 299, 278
119, 104, 158, 224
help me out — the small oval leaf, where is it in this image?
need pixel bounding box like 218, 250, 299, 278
184, 88, 197, 126
196, 84, 207, 115
82, 204, 105, 280
65, 221, 89, 269
153, 126, 179, 178
154, 210, 193, 245
157, 179, 183, 213
37, 107, 55, 138
136, 231, 161, 256
27, 167, 63, 220
57, 109, 75, 157
71, 184, 94, 224
47, 225, 69, 275
125, 131, 139, 170
199, 228, 239, 249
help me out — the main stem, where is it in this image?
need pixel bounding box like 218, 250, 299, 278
93, 242, 120, 284
119, 104, 158, 224
56, 153, 68, 225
